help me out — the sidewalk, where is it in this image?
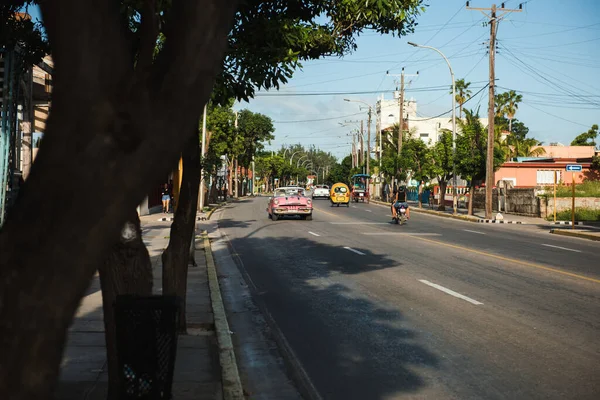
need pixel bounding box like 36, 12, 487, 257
550, 225, 600, 241
55, 214, 222, 400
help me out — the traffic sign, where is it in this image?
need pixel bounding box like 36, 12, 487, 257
565, 164, 582, 172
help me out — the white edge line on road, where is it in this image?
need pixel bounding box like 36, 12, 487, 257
308, 231, 320, 237
419, 279, 484, 305
331, 222, 389, 225
362, 232, 441, 236
463, 229, 486, 235
344, 247, 366, 256
365, 209, 372, 212
541, 244, 582, 253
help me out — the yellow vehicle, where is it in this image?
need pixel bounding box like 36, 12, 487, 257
329, 182, 351, 207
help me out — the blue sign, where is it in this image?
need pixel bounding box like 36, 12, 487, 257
565, 164, 582, 172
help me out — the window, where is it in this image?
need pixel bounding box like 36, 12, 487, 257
537, 170, 560, 185
420, 133, 429, 138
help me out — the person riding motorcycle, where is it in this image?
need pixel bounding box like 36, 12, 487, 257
391, 185, 410, 220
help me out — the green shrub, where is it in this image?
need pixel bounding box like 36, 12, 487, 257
546, 208, 600, 221
543, 180, 600, 198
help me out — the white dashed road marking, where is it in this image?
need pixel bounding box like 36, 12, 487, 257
541, 244, 581, 253
344, 247, 366, 256
463, 229, 486, 235
308, 231, 321, 237
419, 279, 483, 305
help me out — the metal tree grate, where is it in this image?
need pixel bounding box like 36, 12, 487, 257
115, 295, 180, 400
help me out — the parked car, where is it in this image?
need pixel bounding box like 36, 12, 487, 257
267, 186, 313, 221
312, 185, 330, 199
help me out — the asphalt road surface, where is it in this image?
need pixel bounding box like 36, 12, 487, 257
217, 195, 600, 400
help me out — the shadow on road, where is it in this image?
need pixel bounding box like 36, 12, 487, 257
226, 232, 440, 399
217, 218, 254, 229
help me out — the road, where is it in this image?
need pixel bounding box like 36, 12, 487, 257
217, 195, 600, 400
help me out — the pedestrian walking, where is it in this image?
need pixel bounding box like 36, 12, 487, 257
161, 183, 171, 213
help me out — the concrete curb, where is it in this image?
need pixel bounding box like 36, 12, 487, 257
207, 203, 229, 220
550, 229, 600, 242
550, 221, 584, 226
156, 215, 208, 222
203, 231, 244, 400
477, 220, 524, 224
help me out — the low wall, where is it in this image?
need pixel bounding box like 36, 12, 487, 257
473, 187, 598, 218
505, 188, 541, 217
473, 188, 541, 217
540, 196, 600, 219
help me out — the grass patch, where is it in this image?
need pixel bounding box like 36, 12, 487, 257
543, 180, 600, 198
546, 208, 600, 221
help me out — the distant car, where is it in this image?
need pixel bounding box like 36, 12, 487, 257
267, 186, 313, 221
312, 185, 330, 199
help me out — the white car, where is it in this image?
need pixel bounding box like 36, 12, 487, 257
312, 185, 330, 199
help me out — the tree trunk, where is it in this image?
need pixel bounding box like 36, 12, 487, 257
99, 211, 153, 398
162, 129, 201, 333
417, 182, 423, 209
437, 181, 447, 211
0, 2, 237, 398
21, 121, 33, 180
208, 174, 218, 204
468, 183, 475, 216
227, 161, 233, 199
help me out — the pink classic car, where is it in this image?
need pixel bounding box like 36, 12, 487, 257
267, 186, 313, 221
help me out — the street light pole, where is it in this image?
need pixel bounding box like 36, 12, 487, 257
345, 99, 374, 197
408, 42, 457, 215
290, 151, 303, 165
199, 104, 207, 210
297, 155, 309, 168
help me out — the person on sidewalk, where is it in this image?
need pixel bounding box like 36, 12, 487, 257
391, 185, 410, 220
161, 183, 171, 213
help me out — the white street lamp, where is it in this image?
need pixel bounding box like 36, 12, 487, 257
297, 155, 309, 168
408, 41, 457, 215
290, 151, 303, 165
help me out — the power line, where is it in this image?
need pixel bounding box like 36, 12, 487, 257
500, 22, 600, 40
407, 83, 490, 121
273, 111, 364, 124
521, 102, 591, 128
257, 82, 489, 97
498, 46, 600, 105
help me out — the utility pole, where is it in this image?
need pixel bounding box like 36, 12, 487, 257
366, 108, 371, 176
234, 111, 239, 198
360, 120, 364, 169
251, 156, 255, 196
398, 71, 404, 155
387, 69, 418, 155
199, 104, 207, 210
467, 1, 522, 219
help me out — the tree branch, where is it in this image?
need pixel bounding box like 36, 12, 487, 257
136, 0, 159, 73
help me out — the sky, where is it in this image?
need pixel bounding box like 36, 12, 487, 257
235, 0, 600, 160
25, 1, 600, 160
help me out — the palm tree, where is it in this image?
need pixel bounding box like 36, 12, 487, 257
494, 92, 508, 118
452, 79, 472, 119
503, 90, 523, 134
518, 138, 546, 157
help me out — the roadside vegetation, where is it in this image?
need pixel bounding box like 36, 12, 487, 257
543, 181, 600, 198
547, 208, 600, 221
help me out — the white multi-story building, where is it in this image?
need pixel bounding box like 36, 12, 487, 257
376, 92, 488, 145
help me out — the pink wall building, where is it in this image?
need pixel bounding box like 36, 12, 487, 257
494, 146, 595, 187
